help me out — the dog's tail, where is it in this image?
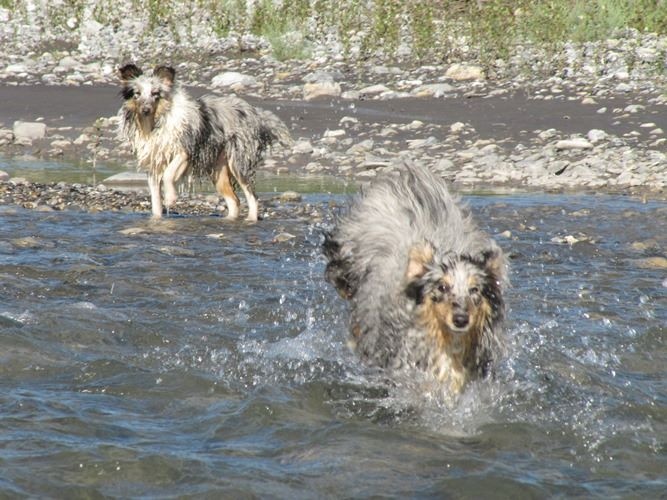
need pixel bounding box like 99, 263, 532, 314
258, 109, 294, 149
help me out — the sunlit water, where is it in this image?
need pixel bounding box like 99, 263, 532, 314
0, 185, 665, 497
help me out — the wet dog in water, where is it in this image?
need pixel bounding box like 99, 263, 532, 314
323, 164, 508, 396
117, 64, 292, 220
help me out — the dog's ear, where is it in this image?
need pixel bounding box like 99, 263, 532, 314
405, 241, 434, 282
119, 64, 142, 82
480, 247, 507, 286
154, 66, 176, 87
404, 241, 434, 303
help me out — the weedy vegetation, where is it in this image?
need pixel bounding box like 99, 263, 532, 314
1, 0, 667, 64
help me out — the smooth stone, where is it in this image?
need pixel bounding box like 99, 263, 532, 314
303, 81, 341, 100
555, 138, 593, 150
279, 191, 302, 202
211, 71, 257, 88
13, 121, 47, 140
445, 63, 485, 81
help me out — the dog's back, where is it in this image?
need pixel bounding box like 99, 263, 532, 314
324, 164, 507, 392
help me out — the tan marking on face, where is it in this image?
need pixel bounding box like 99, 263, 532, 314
416, 260, 492, 369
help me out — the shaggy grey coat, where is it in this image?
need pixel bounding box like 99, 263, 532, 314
323, 163, 508, 380
118, 65, 292, 190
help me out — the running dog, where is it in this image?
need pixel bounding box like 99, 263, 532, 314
117, 64, 292, 221
323, 164, 508, 396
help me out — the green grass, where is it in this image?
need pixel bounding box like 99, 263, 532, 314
6, 0, 667, 65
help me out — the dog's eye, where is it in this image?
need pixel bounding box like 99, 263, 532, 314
469, 286, 480, 295
152, 91, 161, 99
437, 284, 450, 294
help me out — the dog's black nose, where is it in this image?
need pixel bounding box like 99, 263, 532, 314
453, 313, 469, 329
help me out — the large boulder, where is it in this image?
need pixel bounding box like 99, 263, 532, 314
13, 121, 47, 141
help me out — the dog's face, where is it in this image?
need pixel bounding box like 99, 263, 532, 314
405, 242, 504, 340
119, 64, 175, 134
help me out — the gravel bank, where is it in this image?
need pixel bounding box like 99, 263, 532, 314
0, 3, 666, 209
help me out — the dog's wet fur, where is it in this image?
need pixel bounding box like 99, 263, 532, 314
324, 165, 508, 396
117, 63, 292, 221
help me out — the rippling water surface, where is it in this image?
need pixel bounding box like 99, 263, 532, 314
1, 187, 665, 498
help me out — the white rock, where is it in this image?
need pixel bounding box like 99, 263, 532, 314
636, 47, 658, 63
587, 129, 607, 144
341, 90, 360, 100
50, 139, 72, 149
13, 121, 47, 140
555, 138, 593, 150
450, 122, 466, 134
346, 139, 374, 154
5, 63, 29, 74
73, 133, 90, 145
57, 56, 81, 71
303, 70, 339, 83
0, 170, 9, 181
624, 104, 645, 113
403, 120, 424, 130
292, 140, 314, 154
323, 129, 345, 138
303, 81, 341, 100
211, 71, 257, 88
445, 63, 485, 81
412, 83, 455, 97
433, 158, 455, 172
359, 84, 390, 96
102, 172, 147, 186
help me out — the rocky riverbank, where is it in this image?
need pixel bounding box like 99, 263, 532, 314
0, 4, 666, 209
0, 178, 324, 223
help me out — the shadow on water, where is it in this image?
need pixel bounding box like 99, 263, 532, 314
0, 174, 665, 497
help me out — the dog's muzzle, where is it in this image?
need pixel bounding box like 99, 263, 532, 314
452, 311, 470, 330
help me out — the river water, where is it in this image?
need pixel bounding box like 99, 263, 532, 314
0, 174, 665, 497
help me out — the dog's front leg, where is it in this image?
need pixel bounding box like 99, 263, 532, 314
163, 153, 189, 210
147, 173, 163, 218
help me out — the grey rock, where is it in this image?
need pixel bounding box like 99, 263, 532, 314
292, 140, 314, 154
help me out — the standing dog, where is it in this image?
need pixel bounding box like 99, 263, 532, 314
323, 164, 508, 396
117, 64, 292, 221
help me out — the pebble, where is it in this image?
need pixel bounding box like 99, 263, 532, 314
119, 227, 147, 236
158, 246, 196, 257
555, 138, 594, 150
279, 191, 302, 202
273, 232, 297, 243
